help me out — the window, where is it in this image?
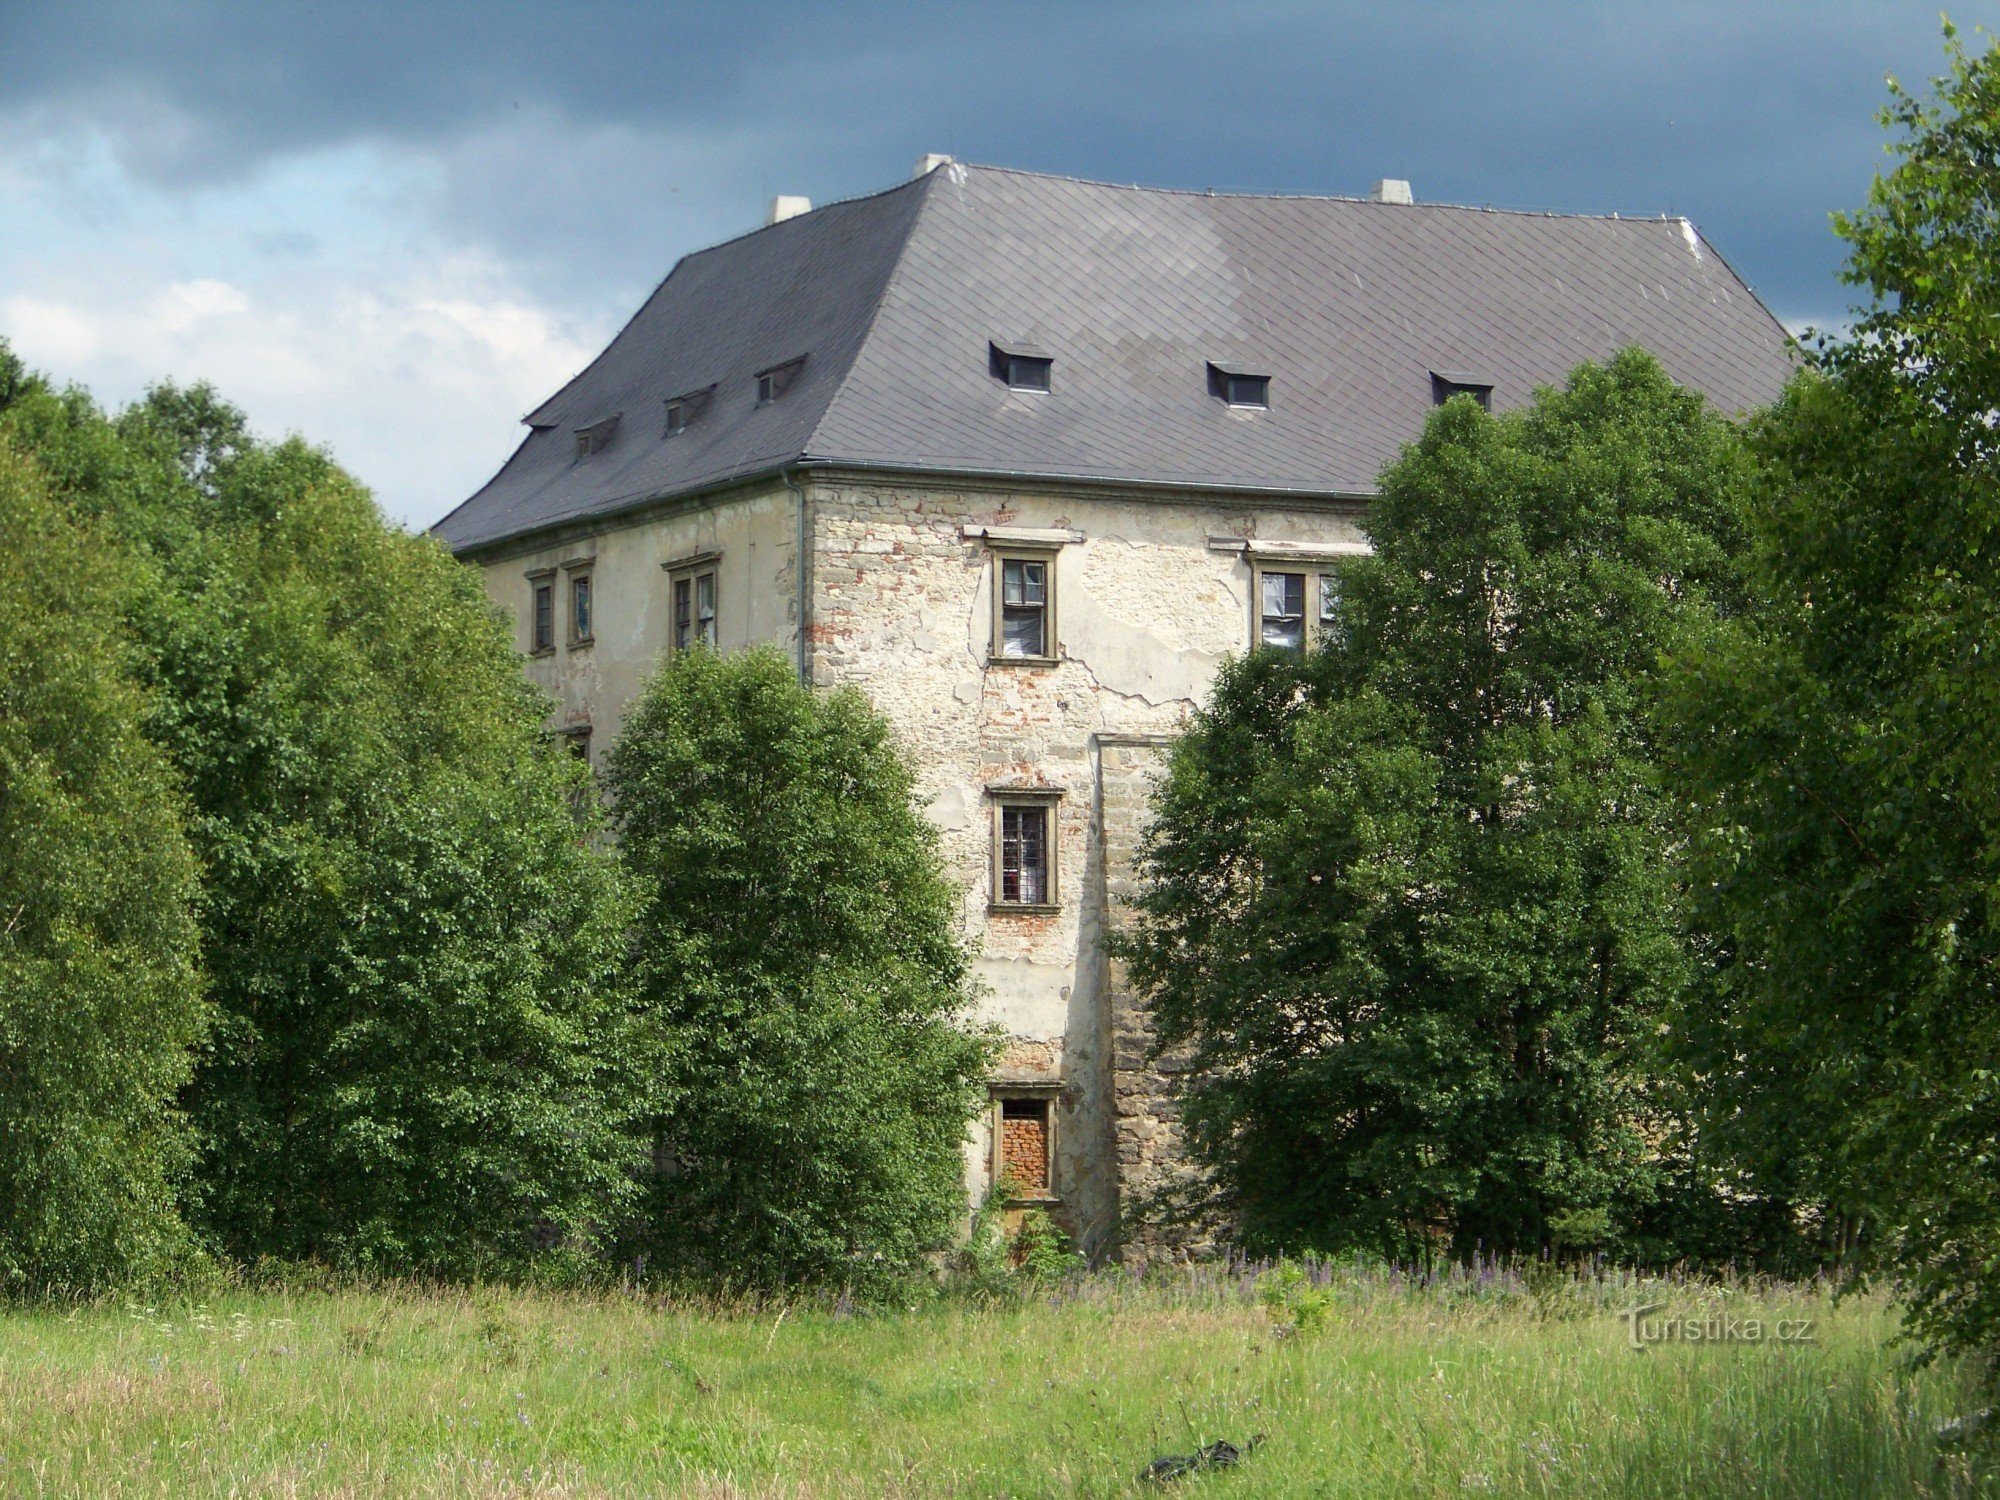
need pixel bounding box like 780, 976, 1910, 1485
574, 413, 620, 459
1260, 571, 1305, 651
1430, 372, 1493, 410
997, 555, 1050, 660
664, 384, 715, 437
989, 342, 1052, 393
991, 791, 1061, 910
527, 569, 556, 654
1255, 564, 1347, 652
755, 357, 806, 405
666, 554, 720, 655
563, 727, 591, 764
564, 562, 594, 646
1208, 362, 1270, 409
997, 1097, 1054, 1197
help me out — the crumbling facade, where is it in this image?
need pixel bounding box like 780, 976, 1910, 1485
438, 159, 1794, 1262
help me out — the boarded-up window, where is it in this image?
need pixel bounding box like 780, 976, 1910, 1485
1000, 1098, 1050, 1194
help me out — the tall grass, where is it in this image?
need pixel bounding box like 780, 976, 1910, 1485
0, 1263, 1987, 1497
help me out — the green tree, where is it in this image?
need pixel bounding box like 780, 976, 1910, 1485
1662, 29, 2000, 1367
3, 371, 637, 1274
0, 435, 208, 1294
608, 646, 994, 1291
1123, 351, 1764, 1262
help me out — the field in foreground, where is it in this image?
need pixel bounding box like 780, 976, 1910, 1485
0, 1266, 1989, 1497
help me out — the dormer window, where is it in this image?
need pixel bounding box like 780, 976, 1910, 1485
989, 342, 1053, 393
1430, 371, 1494, 410
1208, 363, 1270, 409
574, 413, 620, 460
756, 357, 806, 405
664, 385, 715, 437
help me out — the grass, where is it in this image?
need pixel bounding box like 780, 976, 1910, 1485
0, 1261, 1990, 1497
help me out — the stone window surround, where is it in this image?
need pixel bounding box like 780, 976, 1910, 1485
965, 524, 1082, 669
1210, 536, 1372, 652
987, 784, 1064, 915
524, 565, 557, 657
988, 1083, 1061, 1206
561, 556, 595, 648
662, 548, 722, 657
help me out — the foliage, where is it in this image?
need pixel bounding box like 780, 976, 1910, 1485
1122, 351, 1768, 1263
1660, 28, 2000, 1373
1, 367, 637, 1275
607, 646, 995, 1292
0, 437, 208, 1294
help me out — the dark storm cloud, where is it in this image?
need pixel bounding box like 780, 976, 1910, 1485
1, 3, 1983, 322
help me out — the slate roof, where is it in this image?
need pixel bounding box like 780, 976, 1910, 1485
434, 163, 1796, 554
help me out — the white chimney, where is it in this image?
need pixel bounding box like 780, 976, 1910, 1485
766, 195, 812, 226
913, 153, 954, 179
1369, 179, 1414, 205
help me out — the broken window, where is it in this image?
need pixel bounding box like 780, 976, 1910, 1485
1318, 571, 1342, 638
568, 567, 593, 645
667, 557, 720, 655
999, 556, 1048, 658
1260, 570, 1305, 651
998, 1097, 1053, 1195
995, 800, 1054, 907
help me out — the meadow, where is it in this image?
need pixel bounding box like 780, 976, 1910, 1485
0, 1262, 1988, 1498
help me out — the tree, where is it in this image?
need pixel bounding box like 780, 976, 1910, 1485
1122, 351, 1765, 1262
608, 646, 995, 1291
3, 370, 638, 1274
0, 435, 208, 1294
1661, 30, 2000, 1367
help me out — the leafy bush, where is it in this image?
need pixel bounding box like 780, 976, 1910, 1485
608, 647, 995, 1292
0, 431, 208, 1294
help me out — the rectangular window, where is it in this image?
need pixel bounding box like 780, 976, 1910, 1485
989, 549, 1057, 664
998, 802, 1051, 906
999, 557, 1047, 658
668, 559, 720, 655
569, 571, 593, 644
530, 576, 555, 654
999, 1098, 1052, 1195
1260, 571, 1305, 651
1318, 571, 1341, 635
989, 343, 1053, 392
665, 400, 687, 436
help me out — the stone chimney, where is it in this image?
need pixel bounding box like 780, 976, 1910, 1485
765, 195, 812, 225
913, 153, 954, 179
1368, 179, 1414, 205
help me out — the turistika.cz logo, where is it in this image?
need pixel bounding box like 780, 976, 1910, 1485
1616, 1303, 1817, 1351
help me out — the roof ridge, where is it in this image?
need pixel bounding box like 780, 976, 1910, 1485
798, 166, 946, 462
947, 160, 1696, 224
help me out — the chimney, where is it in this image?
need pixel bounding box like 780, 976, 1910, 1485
913, 153, 954, 179
1369, 179, 1414, 205
765, 195, 812, 226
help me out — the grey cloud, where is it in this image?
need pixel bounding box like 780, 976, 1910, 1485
1, 3, 1988, 322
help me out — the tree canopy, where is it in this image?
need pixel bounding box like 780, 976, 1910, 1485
1122, 351, 1769, 1262
608, 646, 995, 1290
1661, 28, 2000, 1365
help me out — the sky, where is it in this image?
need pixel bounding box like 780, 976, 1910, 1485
0, 2, 1987, 528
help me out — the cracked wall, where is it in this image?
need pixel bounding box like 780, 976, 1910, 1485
808, 473, 1368, 1260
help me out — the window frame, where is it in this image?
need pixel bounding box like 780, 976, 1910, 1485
526, 567, 557, 656
989, 787, 1063, 914
989, 342, 1053, 394
754, 357, 806, 406
562, 558, 594, 647
987, 545, 1060, 667
990, 1089, 1060, 1204
662, 550, 722, 658
1207, 361, 1271, 409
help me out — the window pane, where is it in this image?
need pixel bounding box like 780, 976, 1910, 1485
1319, 571, 1341, 627
1261, 571, 1304, 651
666, 402, 685, 435
695, 571, 717, 645
1002, 606, 1045, 657
1007, 357, 1051, 392
1001, 557, 1046, 606
673, 577, 691, 649
572, 575, 591, 639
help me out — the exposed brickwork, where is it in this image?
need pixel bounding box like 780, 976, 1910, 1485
1000, 1108, 1050, 1193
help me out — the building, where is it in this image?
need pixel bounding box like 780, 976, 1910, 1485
433, 159, 1794, 1262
